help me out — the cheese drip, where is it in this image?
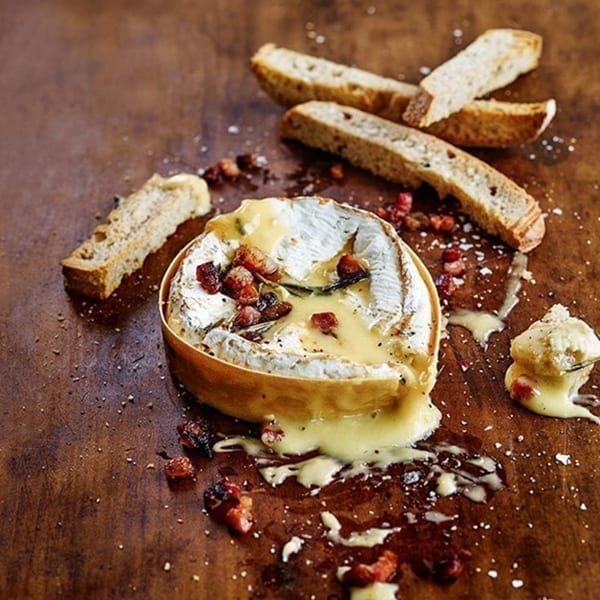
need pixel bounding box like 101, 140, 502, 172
448, 252, 528, 347
267, 391, 440, 462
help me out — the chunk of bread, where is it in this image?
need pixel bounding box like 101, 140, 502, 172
510, 304, 600, 377
281, 101, 545, 252
251, 43, 555, 147
61, 173, 211, 299
403, 29, 543, 128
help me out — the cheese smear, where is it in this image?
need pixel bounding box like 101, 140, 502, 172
163, 197, 442, 460
448, 252, 528, 348
505, 304, 600, 422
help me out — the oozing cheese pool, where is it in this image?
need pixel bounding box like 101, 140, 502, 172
159, 197, 441, 460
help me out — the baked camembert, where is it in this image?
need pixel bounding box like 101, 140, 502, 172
160, 196, 441, 459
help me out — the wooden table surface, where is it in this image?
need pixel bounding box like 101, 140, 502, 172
1, 1, 598, 598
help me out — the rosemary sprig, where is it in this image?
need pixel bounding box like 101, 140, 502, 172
266, 271, 370, 297
563, 356, 600, 373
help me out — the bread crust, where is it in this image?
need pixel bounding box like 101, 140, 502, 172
61, 173, 211, 299
280, 101, 545, 252
403, 29, 543, 127
251, 43, 555, 148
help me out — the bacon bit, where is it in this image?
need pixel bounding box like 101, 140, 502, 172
218, 157, 241, 179
310, 312, 338, 335
375, 191, 414, 228
202, 165, 221, 184
435, 273, 457, 299
196, 261, 222, 294
233, 245, 280, 281
371, 550, 399, 583
225, 495, 254, 534
336, 253, 367, 279
164, 456, 196, 480
443, 260, 466, 276
442, 247, 462, 262
509, 374, 538, 403
203, 154, 266, 186
403, 211, 430, 231
261, 423, 285, 446
375, 206, 389, 220
233, 305, 262, 329
232, 284, 260, 306
329, 162, 344, 180
387, 206, 405, 225
260, 301, 292, 322
430, 214, 456, 232
223, 266, 254, 291
204, 478, 254, 535
236, 152, 261, 171
432, 550, 472, 583
176, 419, 213, 458
204, 479, 240, 519
394, 191, 413, 216
342, 550, 399, 588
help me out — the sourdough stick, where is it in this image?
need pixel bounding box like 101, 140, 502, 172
251, 43, 555, 148
281, 101, 545, 252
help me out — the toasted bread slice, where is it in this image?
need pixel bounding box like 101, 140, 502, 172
61, 173, 211, 299
251, 43, 555, 147
280, 101, 545, 252
403, 29, 543, 127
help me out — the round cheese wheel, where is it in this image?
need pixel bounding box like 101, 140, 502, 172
159, 196, 441, 448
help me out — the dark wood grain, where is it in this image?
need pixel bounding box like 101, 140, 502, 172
1, 1, 599, 599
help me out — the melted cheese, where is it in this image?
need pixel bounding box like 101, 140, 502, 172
347, 583, 399, 600
268, 392, 440, 462
281, 536, 305, 563
204, 197, 290, 255
447, 309, 504, 347
336, 569, 399, 600
267, 283, 393, 364
448, 252, 528, 347
260, 455, 344, 488
505, 363, 600, 423
321, 512, 400, 547
215, 433, 503, 507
